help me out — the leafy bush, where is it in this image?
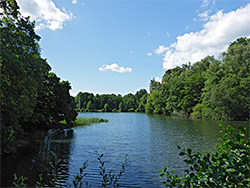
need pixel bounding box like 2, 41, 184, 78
190, 103, 206, 119
159, 123, 250, 187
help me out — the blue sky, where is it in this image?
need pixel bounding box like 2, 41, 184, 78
17, 0, 250, 96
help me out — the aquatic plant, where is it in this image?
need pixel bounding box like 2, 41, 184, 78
13, 152, 127, 188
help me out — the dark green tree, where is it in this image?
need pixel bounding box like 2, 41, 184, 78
104, 103, 111, 112
0, 0, 77, 153
0, 0, 50, 152
119, 102, 125, 112
86, 101, 94, 112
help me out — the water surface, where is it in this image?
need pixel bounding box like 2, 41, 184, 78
2, 113, 245, 187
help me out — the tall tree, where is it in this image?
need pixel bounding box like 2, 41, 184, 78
1, 0, 77, 153
0, 0, 50, 152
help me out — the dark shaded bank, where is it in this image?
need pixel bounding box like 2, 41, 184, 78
1, 116, 108, 187
1, 129, 73, 187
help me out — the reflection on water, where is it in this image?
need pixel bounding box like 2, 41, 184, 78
1, 129, 74, 187
1, 113, 247, 187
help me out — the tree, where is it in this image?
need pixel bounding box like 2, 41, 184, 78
119, 102, 125, 112
149, 78, 161, 93
28, 73, 77, 128
202, 37, 250, 120
86, 101, 94, 112
104, 103, 111, 112
1, 0, 77, 153
179, 73, 205, 114
0, 0, 50, 152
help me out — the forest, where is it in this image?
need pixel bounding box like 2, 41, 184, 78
74, 37, 250, 121
1, 0, 77, 154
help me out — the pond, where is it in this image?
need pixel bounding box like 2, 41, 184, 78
2, 113, 246, 187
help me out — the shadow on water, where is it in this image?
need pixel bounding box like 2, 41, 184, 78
1, 128, 74, 187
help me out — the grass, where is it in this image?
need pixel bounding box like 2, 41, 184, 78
73, 117, 108, 126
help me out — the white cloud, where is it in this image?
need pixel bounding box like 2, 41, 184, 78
198, 10, 210, 21
130, 51, 134, 54
70, 90, 79, 97
166, 32, 170, 37
72, 0, 85, 6
147, 52, 152, 56
154, 45, 169, 55
72, 0, 78, 4
16, 0, 73, 30
99, 63, 132, 73
156, 3, 250, 70
155, 77, 162, 83
201, 0, 209, 8
201, 0, 216, 8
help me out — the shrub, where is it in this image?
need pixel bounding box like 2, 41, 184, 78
159, 123, 250, 187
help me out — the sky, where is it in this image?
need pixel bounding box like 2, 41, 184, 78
16, 0, 250, 96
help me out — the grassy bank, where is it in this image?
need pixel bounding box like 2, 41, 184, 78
73, 117, 108, 126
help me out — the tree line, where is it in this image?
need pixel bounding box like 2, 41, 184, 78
145, 37, 250, 121
74, 37, 250, 121
74, 89, 148, 113
0, 0, 77, 154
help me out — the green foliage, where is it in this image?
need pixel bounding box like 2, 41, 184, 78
145, 38, 250, 121
159, 123, 250, 187
1, 0, 47, 153
31, 73, 77, 128
97, 153, 128, 188
74, 117, 108, 126
74, 89, 148, 113
86, 101, 94, 112
149, 78, 161, 93
13, 153, 127, 188
190, 103, 206, 119
202, 38, 250, 120
118, 102, 125, 112
128, 108, 135, 112
104, 103, 111, 112
49, 151, 62, 187
72, 161, 90, 188
112, 108, 118, 112
80, 108, 86, 112
0, 0, 77, 154
13, 174, 27, 187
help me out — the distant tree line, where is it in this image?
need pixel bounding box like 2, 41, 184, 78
0, 0, 77, 154
75, 37, 250, 121
73, 89, 148, 113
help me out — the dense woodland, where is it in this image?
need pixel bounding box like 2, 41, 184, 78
74, 37, 250, 121
0, 0, 77, 154
145, 38, 250, 121
74, 89, 148, 113
1, 0, 250, 156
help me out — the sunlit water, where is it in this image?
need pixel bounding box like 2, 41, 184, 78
2, 113, 246, 187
